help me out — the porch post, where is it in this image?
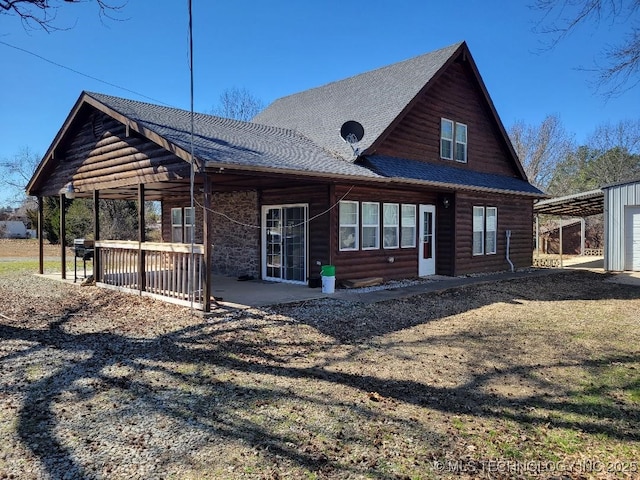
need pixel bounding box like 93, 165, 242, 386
38, 196, 44, 275
580, 217, 585, 256
202, 172, 213, 312
93, 190, 100, 282
138, 184, 146, 295
59, 194, 67, 280
559, 216, 563, 268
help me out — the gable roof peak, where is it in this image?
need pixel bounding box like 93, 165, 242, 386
253, 41, 467, 160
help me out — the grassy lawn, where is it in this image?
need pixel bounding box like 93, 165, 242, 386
0, 259, 73, 275
0, 242, 638, 479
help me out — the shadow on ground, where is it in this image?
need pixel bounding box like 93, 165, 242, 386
1, 270, 639, 478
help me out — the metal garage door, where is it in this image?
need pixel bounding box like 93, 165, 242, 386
624, 206, 640, 271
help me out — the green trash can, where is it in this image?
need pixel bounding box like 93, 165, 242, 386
320, 265, 336, 293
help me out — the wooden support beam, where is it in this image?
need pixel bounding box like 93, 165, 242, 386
138, 184, 146, 295
93, 190, 101, 282
202, 173, 213, 312
559, 216, 563, 268
38, 196, 44, 275
60, 194, 67, 280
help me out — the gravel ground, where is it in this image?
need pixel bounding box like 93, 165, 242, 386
1, 240, 639, 479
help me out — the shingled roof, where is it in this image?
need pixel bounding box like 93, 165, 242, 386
363, 155, 544, 196
253, 42, 463, 160
28, 42, 544, 198
83, 92, 381, 179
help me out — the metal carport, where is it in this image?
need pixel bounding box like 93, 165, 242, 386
533, 189, 604, 266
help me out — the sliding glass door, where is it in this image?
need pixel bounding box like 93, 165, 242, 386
262, 205, 308, 283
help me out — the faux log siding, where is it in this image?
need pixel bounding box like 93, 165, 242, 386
331, 185, 444, 281
41, 111, 190, 196
454, 192, 534, 275
261, 184, 331, 280
376, 60, 519, 178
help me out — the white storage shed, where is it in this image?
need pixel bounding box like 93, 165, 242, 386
603, 179, 640, 272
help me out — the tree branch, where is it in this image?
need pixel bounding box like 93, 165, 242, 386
0, 0, 126, 32
531, 0, 640, 96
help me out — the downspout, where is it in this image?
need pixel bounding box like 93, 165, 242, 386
505, 230, 514, 272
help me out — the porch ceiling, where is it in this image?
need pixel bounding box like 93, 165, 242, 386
70, 179, 197, 201
69, 169, 337, 201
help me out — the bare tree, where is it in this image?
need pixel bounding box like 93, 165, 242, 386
0, 0, 125, 32
547, 119, 640, 194
532, 0, 640, 97
509, 114, 574, 191
584, 119, 640, 183
211, 87, 264, 122
0, 146, 41, 207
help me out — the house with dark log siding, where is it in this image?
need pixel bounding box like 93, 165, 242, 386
26, 41, 544, 312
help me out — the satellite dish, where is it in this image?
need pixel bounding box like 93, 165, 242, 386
340, 121, 364, 144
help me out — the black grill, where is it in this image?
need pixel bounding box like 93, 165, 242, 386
73, 239, 94, 282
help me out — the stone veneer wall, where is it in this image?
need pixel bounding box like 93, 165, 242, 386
211, 190, 260, 277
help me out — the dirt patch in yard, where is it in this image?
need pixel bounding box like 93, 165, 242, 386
0, 240, 639, 479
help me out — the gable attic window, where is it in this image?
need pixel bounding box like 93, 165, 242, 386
440, 118, 467, 163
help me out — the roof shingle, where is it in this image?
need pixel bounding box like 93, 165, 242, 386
85, 92, 382, 179
363, 155, 545, 196
253, 43, 463, 160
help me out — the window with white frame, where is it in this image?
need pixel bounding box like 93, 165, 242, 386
361, 202, 380, 250
441, 118, 468, 163
455, 122, 467, 162
171, 208, 183, 243
485, 207, 497, 254
473, 206, 485, 255
383, 203, 399, 249
184, 206, 195, 243
473, 206, 497, 256
440, 119, 454, 160
171, 206, 195, 243
339, 201, 359, 251
401, 204, 416, 248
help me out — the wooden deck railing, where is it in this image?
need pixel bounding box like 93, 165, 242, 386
95, 241, 206, 309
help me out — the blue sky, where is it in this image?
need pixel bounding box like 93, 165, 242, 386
1, 0, 638, 206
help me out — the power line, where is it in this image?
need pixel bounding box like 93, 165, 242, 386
0, 39, 172, 106
193, 185, 356, 230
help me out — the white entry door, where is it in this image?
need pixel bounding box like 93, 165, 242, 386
624, 206, 640, 271
418, 204, 436, 276
262, 205, 308, 283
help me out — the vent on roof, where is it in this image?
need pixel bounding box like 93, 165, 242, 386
340, 121, 364, 157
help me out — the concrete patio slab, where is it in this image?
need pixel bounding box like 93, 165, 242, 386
35, 259, 639, 311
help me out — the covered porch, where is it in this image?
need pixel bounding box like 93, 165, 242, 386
26, 92, 375, 313
33, 179, 215, 311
